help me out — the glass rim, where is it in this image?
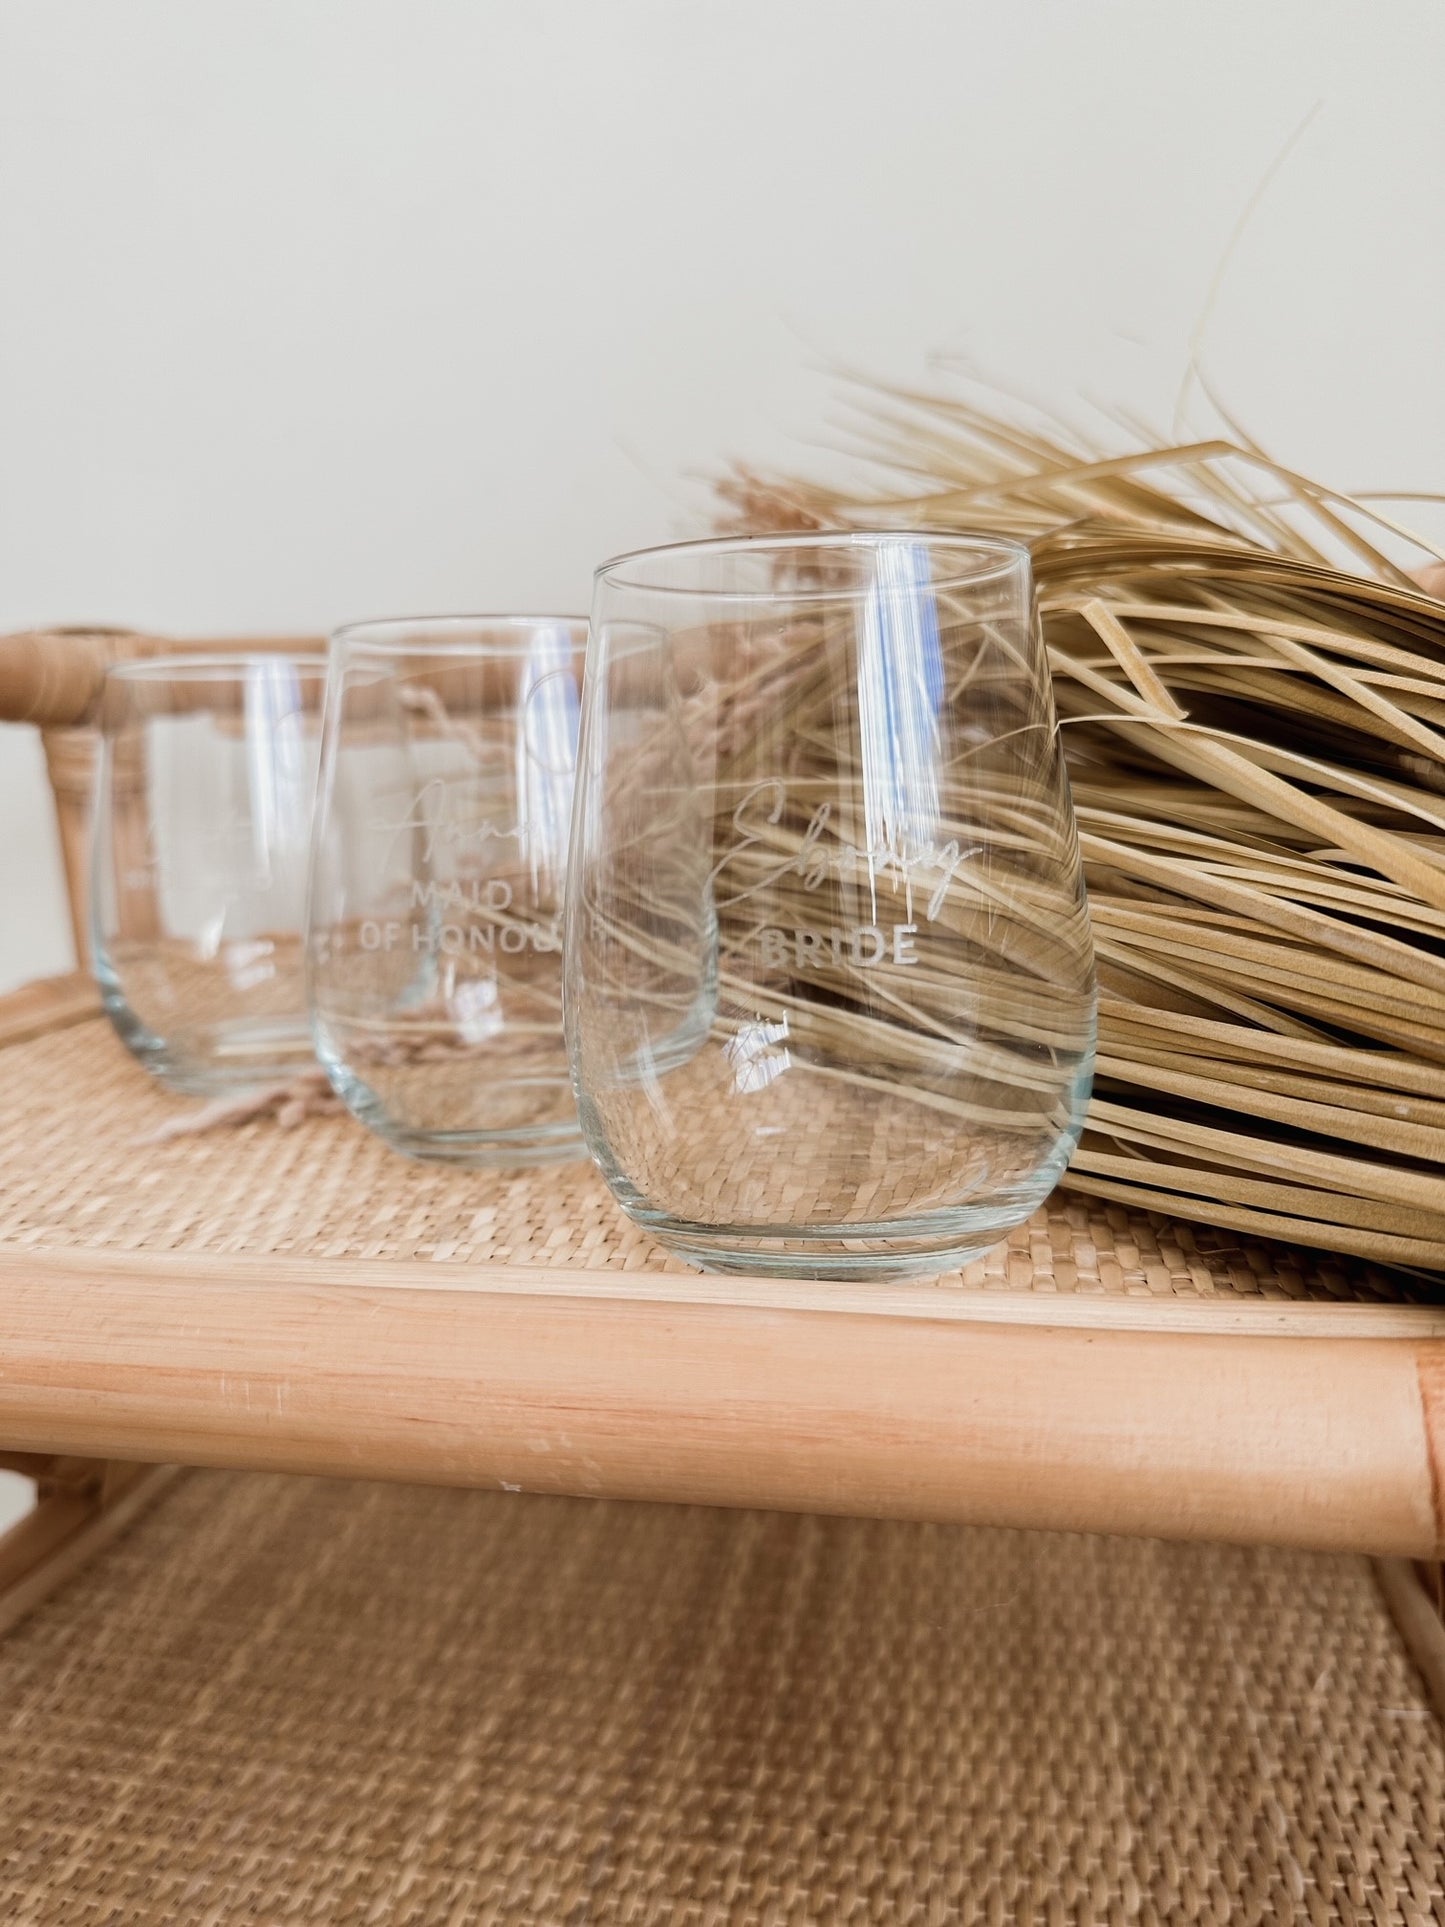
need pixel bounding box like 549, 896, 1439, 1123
103, 653, 330, 683
331, 614, 589, 658
594, 530, 1031, 599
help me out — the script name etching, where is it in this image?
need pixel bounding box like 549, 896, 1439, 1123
375, 776, 530, 867
708, 779, 979, 964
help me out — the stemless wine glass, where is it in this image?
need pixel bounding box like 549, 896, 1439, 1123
307, 616, 589, 1164
565, 533, 1096, 1279
91, 654, 328, 1093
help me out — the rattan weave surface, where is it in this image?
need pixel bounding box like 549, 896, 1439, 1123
0, 1471, 1441, 1924
0, 1015, 1426, 1303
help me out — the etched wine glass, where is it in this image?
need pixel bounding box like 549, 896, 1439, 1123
307, 616, 588, 1164
565, 534, 1096, 1278
92, 654, 327, 1093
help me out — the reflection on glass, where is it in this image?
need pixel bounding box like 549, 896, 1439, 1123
857, 536, 945, 883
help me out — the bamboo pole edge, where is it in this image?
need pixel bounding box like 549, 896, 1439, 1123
0, 1466, 181, 1640
1374, 1557, 1445, 1723
0, 1280, 1433, 1555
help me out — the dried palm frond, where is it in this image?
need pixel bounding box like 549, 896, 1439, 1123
718, 391, 1445, 1270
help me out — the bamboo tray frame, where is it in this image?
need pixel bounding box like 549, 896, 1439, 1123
2, 628, 1445, 1580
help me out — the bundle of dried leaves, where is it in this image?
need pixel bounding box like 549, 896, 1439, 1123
719, 389, 1445, 1268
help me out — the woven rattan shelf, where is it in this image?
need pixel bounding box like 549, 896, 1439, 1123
2, 625, 1445, 1565
1, 971, 1443, 1563
3, 1467, 1444, 1924
4, 628, 1445, 1922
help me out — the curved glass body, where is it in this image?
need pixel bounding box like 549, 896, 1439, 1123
565, 534, 1096, 1279
307, 617, 588, 1165
91, 654, 326, 1094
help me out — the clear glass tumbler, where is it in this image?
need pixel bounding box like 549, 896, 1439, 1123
91, 654, 327, 1093
566, 534, 1096, 1279
307, 616, 589, 1164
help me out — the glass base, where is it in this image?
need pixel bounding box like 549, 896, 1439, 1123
104, 1000, 317, 1097
629, 1211, 1035, 1282
316, 1048, 589, 1168
367, 1121, 591, 1169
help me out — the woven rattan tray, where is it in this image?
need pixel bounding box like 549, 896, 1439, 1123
1, 970, 1443, 1560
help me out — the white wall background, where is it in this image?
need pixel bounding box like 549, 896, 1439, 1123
2, 0, 1443, 992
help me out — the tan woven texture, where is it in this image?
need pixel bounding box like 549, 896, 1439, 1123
0, 1014, 1428, 1303
0, 1471, 1442, 1924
